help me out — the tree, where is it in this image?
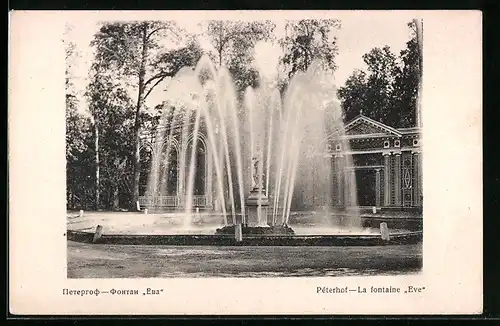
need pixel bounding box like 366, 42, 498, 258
337, 69, 368, 122
65, 25, 95, 209
362, 45, 398, 125
65, 40, 86, 162
338, 46, 399, 125
204, 21, 275, 68
203, 20, 275, 93
85, 68, 136, 210
337, 21, 420, 128
279, 19, 341, 80
65, 25, 86, 162
65, 82, 94, 209
392, 21, 420, 127
90, 21, 203, 209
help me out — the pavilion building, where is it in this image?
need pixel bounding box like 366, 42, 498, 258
138, 113, 422, 212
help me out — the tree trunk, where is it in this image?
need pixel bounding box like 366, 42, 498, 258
304, 49, 309, 71
416, 19, 423, 128
67, 189, 72, 210
112, 157, 121, 210
95, 123, 100, 211
131, 24, 148, 210
112, 181, 120, 211
132, 130, 141, 210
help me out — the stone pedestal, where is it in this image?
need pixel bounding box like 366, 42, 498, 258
245, 188, 269, 227
380, 222, 390, 241
235, 223, 243, 242
93, 225, 103, 243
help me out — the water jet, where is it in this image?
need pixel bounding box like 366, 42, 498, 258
70, 54, 422, 247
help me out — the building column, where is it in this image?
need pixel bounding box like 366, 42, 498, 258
375, 168, 381, 207
335, 154, 344, 207
175, 165, 180, 207
149, 149, 160, 198
412, 151, 421, 207
330, 155, 336, 207
394, 152, 402, 206
344, 169, 355, 208
323, 154, 333, 208
178, 146, 186, 207
206, 145, 213, 209
383, 153, 391, 206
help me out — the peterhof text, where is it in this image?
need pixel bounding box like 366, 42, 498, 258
317, 285, 426, 294
62, 287, 164, 296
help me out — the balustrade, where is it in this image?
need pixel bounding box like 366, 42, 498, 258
138, 195, 209, 208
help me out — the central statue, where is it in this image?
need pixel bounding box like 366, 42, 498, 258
215, 139, 295, 234
251, 156, 260, 189
251, 149, 265, 191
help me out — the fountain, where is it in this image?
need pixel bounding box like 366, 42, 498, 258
141, 54, 362, 235
67, 50, 423, 247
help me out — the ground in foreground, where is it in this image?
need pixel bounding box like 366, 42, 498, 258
67, 241, 422, 278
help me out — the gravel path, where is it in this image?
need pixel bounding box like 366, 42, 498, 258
67, 241, 422, 278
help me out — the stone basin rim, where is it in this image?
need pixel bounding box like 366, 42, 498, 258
66, 230, 423, 246
68, 230, 421, 237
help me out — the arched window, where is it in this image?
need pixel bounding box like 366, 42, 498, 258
158, 142, 179, 196
185, 138, 206, 196
166, 149, 178, 196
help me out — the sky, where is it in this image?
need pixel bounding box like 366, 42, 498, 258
67, 15, 413, 113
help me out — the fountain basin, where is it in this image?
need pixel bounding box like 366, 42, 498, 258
215, 224, 295, 235
67, 229, 422, 246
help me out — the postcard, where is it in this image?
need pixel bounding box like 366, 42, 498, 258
8, 10, 482, 315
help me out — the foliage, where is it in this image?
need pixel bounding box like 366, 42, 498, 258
337, 21, 420, 128
203, 20, 275, 94
90, 21, 204, 208
392, 22, 420, 127
65, 87, 95, 209
85, 69, 136, 209
65, 27, 95, 209
336, 69, 368, 122
204, 20, 276, 67
65, 25, 85, 161
279, 19, 341, 79
90, 22, 202, 105
65, 19, 421, 211
86, 73, 136, 156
